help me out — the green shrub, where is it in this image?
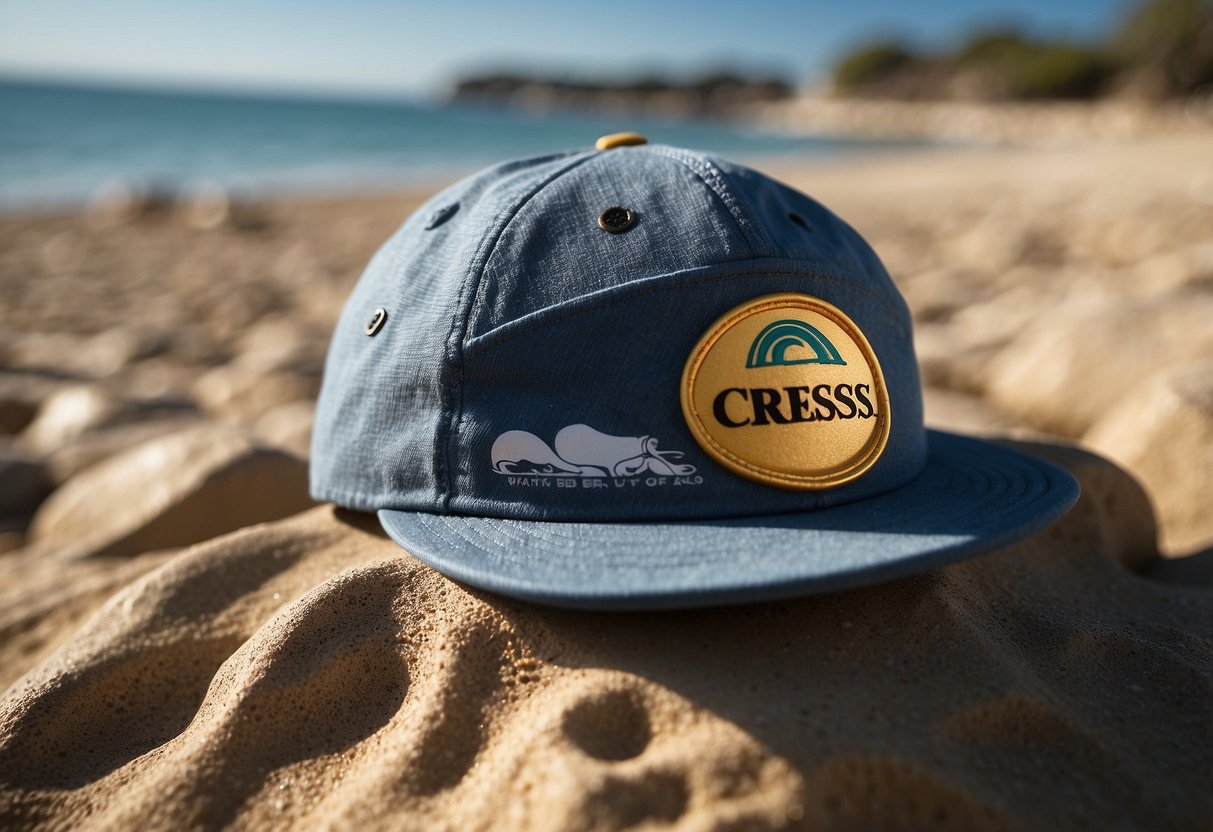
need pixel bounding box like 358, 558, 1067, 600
954, 29, 1034, 66
828, 0, 1212, 100
1115, 0, 1213, 94
1010, 45, 1116, 99
833, 41, 919, 90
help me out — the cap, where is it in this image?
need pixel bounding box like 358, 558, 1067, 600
309, 134, 1079, 610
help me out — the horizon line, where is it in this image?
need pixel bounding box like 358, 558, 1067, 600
0, 67, 440, 105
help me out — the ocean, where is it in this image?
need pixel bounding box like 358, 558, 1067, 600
0, 79, 907, 211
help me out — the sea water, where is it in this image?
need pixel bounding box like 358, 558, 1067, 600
0, 79, 910, 211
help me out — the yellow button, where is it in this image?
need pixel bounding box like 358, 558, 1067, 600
595, 132, 648, 150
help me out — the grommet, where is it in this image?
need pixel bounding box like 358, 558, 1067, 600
598, 206, 635, 234
424, 202, 460, 230
788, 212, 813, 232
365, 307, 387, 336
595, 132, 648, 150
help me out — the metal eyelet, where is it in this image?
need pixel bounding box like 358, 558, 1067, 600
365, 307, 387, 336
598, 206, 635, 234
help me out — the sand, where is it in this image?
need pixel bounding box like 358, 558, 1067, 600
0, 134, 1211, 830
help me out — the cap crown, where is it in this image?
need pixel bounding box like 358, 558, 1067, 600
311, 144, 925, 520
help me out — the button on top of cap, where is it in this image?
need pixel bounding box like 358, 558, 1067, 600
595, 132, 648, 150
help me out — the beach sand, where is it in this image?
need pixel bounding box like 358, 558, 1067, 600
0, 134, 1210, 829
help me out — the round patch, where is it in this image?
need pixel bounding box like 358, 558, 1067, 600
680, 293, 890, 490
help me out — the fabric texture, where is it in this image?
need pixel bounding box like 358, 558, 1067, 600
310, 142, 1080, 609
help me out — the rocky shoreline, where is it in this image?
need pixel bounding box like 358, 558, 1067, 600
748, 93, 1213, 143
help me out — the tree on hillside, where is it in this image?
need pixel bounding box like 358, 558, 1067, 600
833, 41, 919, 91
1115, 0, 1213, 95
951, 28, 1114, 99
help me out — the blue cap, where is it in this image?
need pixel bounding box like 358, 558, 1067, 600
310, 137, 1078, 610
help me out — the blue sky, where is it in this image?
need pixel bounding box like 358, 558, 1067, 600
0, 0, 1134, 98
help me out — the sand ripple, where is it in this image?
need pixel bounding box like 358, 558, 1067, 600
0, 445, 1208, 830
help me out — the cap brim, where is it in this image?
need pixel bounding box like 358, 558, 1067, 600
377, 430, 1080, 611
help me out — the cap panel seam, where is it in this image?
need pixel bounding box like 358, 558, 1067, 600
464, 265, 911, 358
648, 146, 769, 255
437, 151, 599, 512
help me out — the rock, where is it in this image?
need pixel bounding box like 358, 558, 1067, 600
179, 180, 233, 230
0, 529, 23, 555
109, 357, 205, 403
922, 388, 1025, 436
20, 384, 197, 454
86, 180, 173, 227
945, 210, 1063, 273
0, 373, 62, 435
912, 281, 1054, 395
37, 230, 85, 275
0, 447, 54, 521
1, 333, 93, 377
20, 385, 121, 452
45, 415, 205, 483
253, 400, 314, 458
178, 181, 267, 232
950, 281, 1062, 344
192, 366, 320, 423
1082, 215, 1170, 268
898, 266, 990, 324
1, 329, 169, 379
189, 317, 326, 423
28, 425, 313, 558
81, 328, 171, 376
913, 323, 1006, 395
164, 326, 231, 368
77, 330, 143, 377
985, 293, 1213, 437
1130, 241, 1213, 296
1085, 360, 1213, 555
235, 318, 328, 378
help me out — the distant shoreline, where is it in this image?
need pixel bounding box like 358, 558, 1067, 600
6, 77, 1210, 217
746, 93, 1213, 145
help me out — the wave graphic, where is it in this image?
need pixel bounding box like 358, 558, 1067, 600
491, 424, 696, 478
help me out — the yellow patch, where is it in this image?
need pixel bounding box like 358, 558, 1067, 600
680, 293, 890, 490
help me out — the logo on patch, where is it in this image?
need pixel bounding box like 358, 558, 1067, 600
680, 292, 890, 491
491, 424, 697, 478
746, 320, 846, 368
